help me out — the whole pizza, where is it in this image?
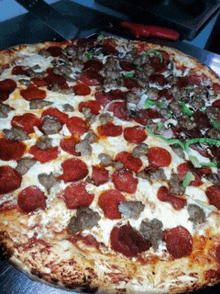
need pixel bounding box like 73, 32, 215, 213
0, 36, 220, 294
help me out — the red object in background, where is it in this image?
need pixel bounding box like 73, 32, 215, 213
120, 21, 179, 40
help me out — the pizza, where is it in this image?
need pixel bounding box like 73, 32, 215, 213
0, 35, 220, 294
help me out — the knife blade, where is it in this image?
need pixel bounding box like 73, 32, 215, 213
14, 0, 80, 40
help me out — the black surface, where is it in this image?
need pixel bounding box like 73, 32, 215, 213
205, 10, 220, 55
95, 0, 220, 40
0, 1, 220, 293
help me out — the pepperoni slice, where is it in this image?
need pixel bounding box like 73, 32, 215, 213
157, 186, 187, 210
91, 166, 109, 186
149, 74, 168, 87
119, 60, 135, 71
0, 166, 22, 194
192, 111, 211, 129
112, 169, 138, 194
110, 223, 151, 257
163, 226, 193, 258
29, 146, 59, 163
205, 185, 220, 210
17, 186, 46, 213
12, 66, 29, 76
98, 189, 126, 219
124, 126, 147, 144
59, 158, 88, 183
177, 162, 203, 187
123, 78, 139, 89
0, 79, 17, 102
83, 60, 103, 72
177, 74, 201, 88
45, 68, 66, 87
31, 77, 47, 87
101, 39, 119, 55
63, 181, 94, 209
11, 113, 41, 134
108, 101, 131, 121
73, 82, 91, 96
148, 147, 171, 168
95, 91, 112, 106
0, 138, 26, 161
60, 136, 80, 156
20, 85, 46, 101
66, 116, 89, 136
46, 46, 63, 57
133, 108, 161, 125
116, 152, 142, 173
78, 100, 101, 115
41, 107, 69, 125
79, 70, 104, 86
97, 123, 122, 137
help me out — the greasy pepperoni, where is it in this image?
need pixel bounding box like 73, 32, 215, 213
0, 138, 26, 161
163, 226, 193, 258
41, 107, 69, 125
123, 78, 139, 89
110, 223, 151, 257
116, 152, 142, 173
59, 158, 88, 183
73, 82, 91, 96
205, 185, 220, 210
177, 74, 201, 88
11, 66, 29, 76
177, 162, 203, 187
157, 186, 187, 210
119, 60, 135, 71
124, 126, 147, 144
148, 147, 171, 168
11, 113, 41, 134
109, 89, 127, 100
97, 123, 122, 137
0, 79, 17, 102
98, 189, 126, 219
29, 145, 59, 163
46, 46, 62, 57
20, 85, 46, 101
66, 116, 89, 136
192, 111, 211, 129
31, 77, 47, 87
0, 166, 22, 194
149, 53, 169, 73
133, 109, 161, 125
17, 186, 46, 213
45, 68, 66, 87
60, 136, 80, 156
83, 60, 103, 72
91, 166, 109, 186
212, 83, 220, 93
79, 70, 104, 86
149, 74, 167, 87
108, 101, 130, 121
63, 181, 94, 209
112, 169, 138, 194
95, 91, 112, 106
212, 99, 220, 110
78, 100, 101, 115
101, 39, 119, 55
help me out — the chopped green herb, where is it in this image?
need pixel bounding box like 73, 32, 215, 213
199, 159, 218, 168
211, 117, 220, 130
144, 99, 167, 109
185, 138, 220, 152
186, 85, 195, 90
124, 72, 135, 79
179, 102, 193, 116
188, 155, 201, 168
183, 171, 195, 188
157, 122, 164, 131
168, 113, 173, 118
142, 50, 163, 62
